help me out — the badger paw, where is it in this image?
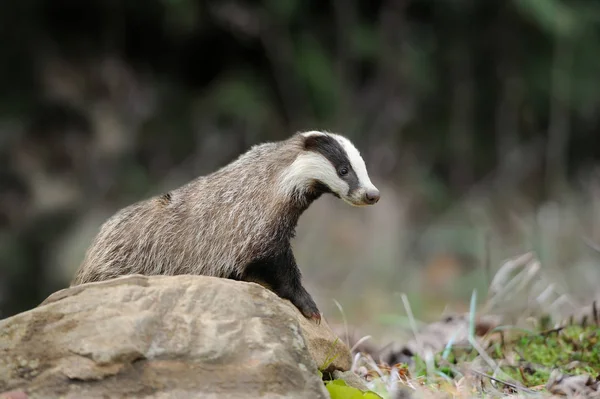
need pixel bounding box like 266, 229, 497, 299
294, 295, 322, 325
308, 311, 322, 325
299, 308, 322, 325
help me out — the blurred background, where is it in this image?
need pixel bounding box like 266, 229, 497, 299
2, 0, 600, 341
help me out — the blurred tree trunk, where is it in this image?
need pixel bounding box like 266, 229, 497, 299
361, 0, 411, 177
332, 0, 357, 132
494, 6, 521, 163
545, 32, 572, 197
448, 42, 474, 193
258, 6, 314, 130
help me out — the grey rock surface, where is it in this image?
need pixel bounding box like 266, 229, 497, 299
0, 274, 352, 399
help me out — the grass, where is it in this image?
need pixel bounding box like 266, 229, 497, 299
330, 252, 600, 398
496, 324, 600, 387
409, 323, 600, 390
344, 323, 600, 398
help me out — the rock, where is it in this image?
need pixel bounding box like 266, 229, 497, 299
546, 370, 600, 398
296, 313, 352, 373
331, 370, 370, 392
0, 274, 352, 398
330, 324, 380, 360
0, 391, 28, 399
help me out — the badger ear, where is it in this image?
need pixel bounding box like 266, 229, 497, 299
303, 133, 327, 152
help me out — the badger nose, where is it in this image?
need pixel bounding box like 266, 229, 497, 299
364, 188, 380, 204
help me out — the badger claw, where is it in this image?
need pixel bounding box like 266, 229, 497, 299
310, 312, 322, 325
292, 292, 322, 324
299, 309, 321, 324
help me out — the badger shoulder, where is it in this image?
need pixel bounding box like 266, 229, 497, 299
87, 190, 184, 254
176, 139, 300, 202
219, 140, 294, 173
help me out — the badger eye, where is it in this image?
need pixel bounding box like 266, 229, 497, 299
339, 166, 349, 176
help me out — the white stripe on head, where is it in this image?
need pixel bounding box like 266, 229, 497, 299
278, 150, 348, 200
280, 130, 379, 205
300, 130, 328, 138
329, 134, 377, 192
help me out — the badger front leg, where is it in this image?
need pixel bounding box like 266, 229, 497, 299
241, 247, 322, 324
276, 249, 322, 324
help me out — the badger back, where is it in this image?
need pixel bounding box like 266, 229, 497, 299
72, 138, 304, 286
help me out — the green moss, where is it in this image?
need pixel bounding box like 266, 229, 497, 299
499, 365, 550, 387
499, 324, 600, 387
404, 324, 600, 392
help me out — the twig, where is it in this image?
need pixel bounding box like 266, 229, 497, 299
470, 368, 536, 394
540, 326, 564, 336
518, 366, 529, 386
350, 335, 373, 354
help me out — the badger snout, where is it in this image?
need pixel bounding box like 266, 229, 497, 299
363, 188, 380, 204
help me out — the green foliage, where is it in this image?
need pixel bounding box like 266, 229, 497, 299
319, 337, 341, 372
324, 379, 383, 399
410, 324, 600, 392
161, 0, 199, 34
294, 33, 340, 121
498, 325, 600, 387
265, 0, 299, 21
350, 24, 379, 60
514, 0, 581, 37
209, 73, 273, 128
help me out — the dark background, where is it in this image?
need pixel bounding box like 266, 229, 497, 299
2, 0, 600, 336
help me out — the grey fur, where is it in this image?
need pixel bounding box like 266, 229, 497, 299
71, 131, 378, 321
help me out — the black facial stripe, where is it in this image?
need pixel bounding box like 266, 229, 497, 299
303, 134, 360, 194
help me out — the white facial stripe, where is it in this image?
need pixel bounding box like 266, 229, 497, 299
280, 130, 378, 205
330, 134, 377, 191
278, 151, 349, 198
300, 130, 328, 138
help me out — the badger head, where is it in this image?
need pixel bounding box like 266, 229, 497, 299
281, 130, 380, 207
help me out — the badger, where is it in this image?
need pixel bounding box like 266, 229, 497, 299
70, 130, 380, 323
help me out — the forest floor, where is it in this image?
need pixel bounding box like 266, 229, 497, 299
351, 323, 600, 398
327, 252, 600, 398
